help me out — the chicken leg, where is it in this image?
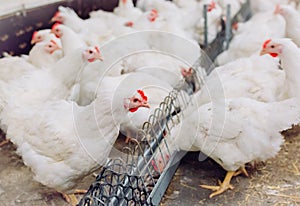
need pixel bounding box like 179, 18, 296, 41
200, 166, 249, 198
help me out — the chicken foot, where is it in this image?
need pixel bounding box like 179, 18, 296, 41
61, 189, 87, 206
125, 136, 133, 144
0, 139, 9, 147
200, 166, 249, 198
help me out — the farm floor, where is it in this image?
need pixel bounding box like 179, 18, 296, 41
0, 128, 299, 206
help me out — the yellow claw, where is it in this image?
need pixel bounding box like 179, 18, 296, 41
61, 190, 87, 206
200, 171, 235, 198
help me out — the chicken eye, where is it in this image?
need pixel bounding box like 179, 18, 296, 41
48, 45, 53, 48
89, 50, 93, 54
133, 98, 139, 103
271, 45, 275, 48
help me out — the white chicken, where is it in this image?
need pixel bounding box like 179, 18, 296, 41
30, 29, 63, 60
51, 23, 86, 56
27, 39, 62, 68
4, 75, 150, 206
113, 0, 143, 21
274, 4, 300, 47
116, 72, 174, 143
216, 0, 243, 18
30, 29, 61, 45
0, 46, 103, 133
137, 0, 180, 14
0, 40, 61, 83
216, 9, 286, 65
194, 0, 223, 44
88, 8, 136, 38
260, 38, 300, 100
0, 35, 60, 148
131, 9, 163, 29
249, 0, 290, 14
171, 0, 203, 33
195, 54, 284, 107
163, 97, 300, 198
119, 52, 189, 87
51, 6, 113, 44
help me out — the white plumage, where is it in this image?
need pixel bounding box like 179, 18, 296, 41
4, 75, 150, 197
260, 38, 300, 100
0, 46, 103, 134
275, 4, 300, 47
165, 97, 300, 197
169, 97, 300, 167
0, 39, 61, 83
113, 0, 143, 21
51, 23, 86, 56
216, 10, 286, 65
196, 55, 284, 106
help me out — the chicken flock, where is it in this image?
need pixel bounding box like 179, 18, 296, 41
0, 0, 300, 205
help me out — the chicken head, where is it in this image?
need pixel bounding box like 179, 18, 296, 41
44, 40, 61, 54
207, 0, 216, 12
260, 39, 283, 57
51, 23, 63, 38
31, 31, 43, 44
148, 9, 159, 22
51, 11, 64, 23
82, 46, 104, 62
125, 90, 150, 112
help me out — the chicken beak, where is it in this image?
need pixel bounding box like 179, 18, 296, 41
96, 53, 104, 61
260, 49, 268, 56
51, 16, 62, 23
31, 39, 36, 44
141, 101, 150, 109
274, 4, 281, 15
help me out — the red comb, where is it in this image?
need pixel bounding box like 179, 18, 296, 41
31, 31, 38, 40
274, 4, 281, 14
148, 9, 158, 22
95, 46, 100, 53
181, 67, 193, 77
125, 21, 134, 27
263, 39, 272, 49
137, 90, 147, 101
53, 11, 60, 17
122, 0, 127, 3
151, 9, 158, 14
52, 22, 61, 30
180, 67, 188, 76
207, 0, 216, 12
232, 22, 239, 30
